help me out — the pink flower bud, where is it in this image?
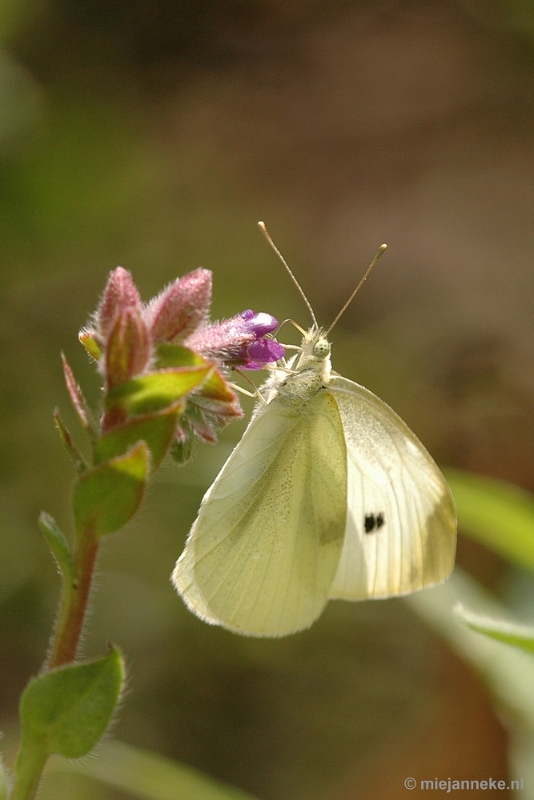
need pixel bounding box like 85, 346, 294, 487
105, 307, 151, 389
97, 267, 142, 340
143, 268, 212, 343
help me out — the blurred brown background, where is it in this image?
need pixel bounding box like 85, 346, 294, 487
2, 1, 534, 797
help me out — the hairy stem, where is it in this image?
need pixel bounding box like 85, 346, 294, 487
47, 527, 100, 669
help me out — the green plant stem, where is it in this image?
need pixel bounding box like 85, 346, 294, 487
11, 527, 100, 799
11, 740, 47, 800
47, 527, 100, 669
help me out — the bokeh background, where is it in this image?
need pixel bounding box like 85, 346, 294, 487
2, 0, 534, 797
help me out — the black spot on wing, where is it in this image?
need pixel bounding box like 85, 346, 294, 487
364, 512, 385, 534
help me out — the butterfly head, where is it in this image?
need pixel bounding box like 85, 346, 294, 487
312, 334, 330, 359
292, 327, 332, 380
300, 327, 331, 360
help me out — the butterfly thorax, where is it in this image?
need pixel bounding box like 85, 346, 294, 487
260, 327, 332, 410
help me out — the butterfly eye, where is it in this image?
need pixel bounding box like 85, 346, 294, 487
313, 338, 330, 358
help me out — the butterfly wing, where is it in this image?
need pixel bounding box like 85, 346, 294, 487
327, 376, 456, 600
173, 390, 348, 636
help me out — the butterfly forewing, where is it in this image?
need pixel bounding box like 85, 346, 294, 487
173, 390, 348, 636
327, 377, 456, 600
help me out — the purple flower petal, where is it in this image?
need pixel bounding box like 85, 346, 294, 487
186, 310, 277, 354
241, 338, 285, 370
239, 310, 278, 337
185, 309, 283, 369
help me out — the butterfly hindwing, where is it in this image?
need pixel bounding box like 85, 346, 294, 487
327, 376, 456, 600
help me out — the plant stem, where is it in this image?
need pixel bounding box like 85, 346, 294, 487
47, 527, 100, 669
11, 741, 47, 800
12, 528, 101, 798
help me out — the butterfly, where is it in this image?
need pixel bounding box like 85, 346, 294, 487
172, 228, 456, 637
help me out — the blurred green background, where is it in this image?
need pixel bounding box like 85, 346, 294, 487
2, 0, 534, 797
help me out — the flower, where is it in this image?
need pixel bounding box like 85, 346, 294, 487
185, 309, 285, 370
80, 267, 285, 460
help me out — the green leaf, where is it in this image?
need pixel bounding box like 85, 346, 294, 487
155, 347, 237, 407
46, 739, 261, 800
79, 329, 102, 361
194, 369, 238, 406
155, 343, 206, 369
19, 647, 124, 759
95, 404, 181, 471
73, 442, 148, 537
106, 365, 212, 416
455, 604, 534, 654
61, 353, 94, 437
406, 568, 534, 732
445, 468, 534, 573
13, 649, 125, 799
54, 409, 88, 473
39, 512, 73, 580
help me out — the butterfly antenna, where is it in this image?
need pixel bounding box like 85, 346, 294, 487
326, 243, 387, 336
258, 221, 318, 328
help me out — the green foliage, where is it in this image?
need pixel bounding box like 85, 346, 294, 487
18, 647, 124, 760
12, 649, 125, 800
445, 468, 534, 573
456, 605, 534, 655
46, 740, 260, 800
154, 343, 206, 368
72, 442, 149, 537
38, 513, 73, 581
53, 411, 88, 473
408, 569, 534, 733
78, 330, 102, 361
5, 259, 244, 798
61, 354, 94, 437
94, 405, 182, 471
105, 366, 212, 417
409, 469, 534, 734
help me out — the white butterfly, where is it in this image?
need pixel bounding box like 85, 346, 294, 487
172, 233, 456, 637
